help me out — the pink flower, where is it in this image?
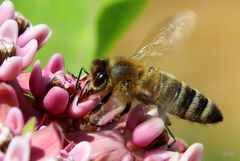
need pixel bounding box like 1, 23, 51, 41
0, 0, 52, 47
29, 53, 99, 119
2, 136, 30, 161
30, 123, 63, 161
0, 80, 39, 122
0, 19, 37, 81
29, 123, 91, 161
66, 105, 204, 161
0, 109, 63, 161
0, 108, 30, 161
0, 82, 19, 122
0, 0, 51, 81
4, 107, 24, 136
58, 141, 91, 161
0, 0, 14, 25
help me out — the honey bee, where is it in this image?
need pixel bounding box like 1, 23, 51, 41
83, 11, 223, 129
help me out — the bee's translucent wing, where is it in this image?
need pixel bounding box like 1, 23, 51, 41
132, 11, 196, 60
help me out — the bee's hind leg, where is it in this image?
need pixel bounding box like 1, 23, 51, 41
157, 108, 176, 148
119, 102, 131, 116
165, 125, 176, 148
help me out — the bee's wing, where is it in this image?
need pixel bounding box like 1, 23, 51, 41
132, 11, 196, 60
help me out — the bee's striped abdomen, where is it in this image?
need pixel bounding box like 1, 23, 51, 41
158, 72, 223, 124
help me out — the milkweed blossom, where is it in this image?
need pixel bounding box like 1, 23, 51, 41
29, 53, 100, 119
0, 0, 204, 161
0, 0, 51, 81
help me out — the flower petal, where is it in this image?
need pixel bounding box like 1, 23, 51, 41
43, 86, 69, 115
11, 79, 40, 121
16, 39, 38, 70
132, 118, 165, 147
67, 131, 129, 161
4, 107, 24, 135
44, 53, 64, 77
29, 60, 50, 98
0, 151, 4, 161
0, 19, 18, 42
0, 56, 22, 81
70, 141, 91, 161
17, 24, 52, 48
126, 104, 149, 129
174, 139, 188, 153
0, 82, 18, 122
4, 137, 30, 161
67, 95, 99, 118
17, 72, 31, 92
0, 0, 14, 25
180, 143, 204, 161
30, 123, 63, 161
144, 151, 179, 161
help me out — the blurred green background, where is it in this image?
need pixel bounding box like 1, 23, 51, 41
13, 0, 239, 160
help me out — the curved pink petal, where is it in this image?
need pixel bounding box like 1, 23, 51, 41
0, 19, 18, 42
17, 24, 52, 48
132, 118, 165, 147
31, 123, 63, 161
67, 131, 131, 161
89, 131, 132, 161
44, 53, 64, 76
0, 56, 22, 81
126, 104, 149, 129
174, 139, 188, 153
16, 39, 38, 70
43, 86, 69, 115
0, 151, 4, 161
4, 107, 24, 135
144, 151, 180, 161
0, 0, 14, 25
67, 95, 99, 118
10, 79, 40, 121
4, 137, 30, 161
17, 72, 31, 92
0, 82, 19, 121
24, 132, 32, 145
29, 60, 50, 98
70, 141, 91, 161
180, 143, 204, 161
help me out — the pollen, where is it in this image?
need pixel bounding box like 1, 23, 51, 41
0, 35, 16, 64
0, 123, 12, 148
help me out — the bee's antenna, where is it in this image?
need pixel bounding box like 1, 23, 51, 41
75, 67, 89, 92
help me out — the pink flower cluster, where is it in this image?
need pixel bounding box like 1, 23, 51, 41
0, 1, 204, 161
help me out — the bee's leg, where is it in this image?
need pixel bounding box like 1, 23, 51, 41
146, 129, 170, 150
165, 125, 176, 148
67, 70, 77, 79
91, 92, 112, 113
67, 70, 78, 100
77, 80, 90, 105
75, 67, 90, 104
156, 107, 175, 147
119, 102, 131, 116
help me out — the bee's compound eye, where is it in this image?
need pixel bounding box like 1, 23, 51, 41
94, 72, 106, 87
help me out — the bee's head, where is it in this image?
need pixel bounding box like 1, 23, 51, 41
89, 58, 109, 91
